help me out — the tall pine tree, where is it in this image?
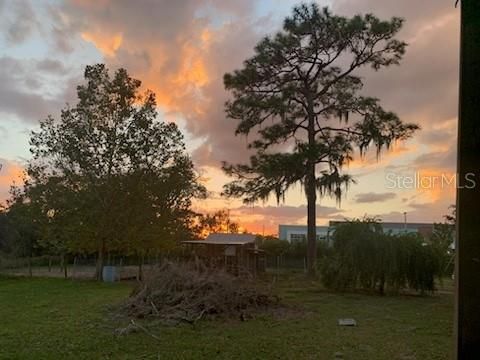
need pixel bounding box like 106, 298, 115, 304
222, 4, 418, 275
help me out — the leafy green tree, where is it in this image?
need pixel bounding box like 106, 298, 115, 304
19, 175, 83, 274
194, 210, 240, 238
2, 187, 43, 275
0, 205, 11, 253
26, 64, 206, 280
222, 4, 418, 275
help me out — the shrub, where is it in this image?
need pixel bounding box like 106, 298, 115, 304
259, 239, 291, 257
320, 219, 442, 294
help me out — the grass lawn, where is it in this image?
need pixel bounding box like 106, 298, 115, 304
0, 273, 453, 360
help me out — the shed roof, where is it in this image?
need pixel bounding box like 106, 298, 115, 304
183, 233, 256, 245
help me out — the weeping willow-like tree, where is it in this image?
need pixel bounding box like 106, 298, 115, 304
322, 218, 441, 294
222, 4, 418, 275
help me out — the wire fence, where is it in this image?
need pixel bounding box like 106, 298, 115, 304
0, 254, 310, 280
265, 255, 307, 272
0, 254, 172, 280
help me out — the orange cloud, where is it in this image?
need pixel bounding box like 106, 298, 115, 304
80, 23, 213, 119
240, 219, 277, 236
173, 44, 209, 90
0, 160, 24, 203
81, 31, 123, 57
415, 168, 456, 203
348, 141, 418, 169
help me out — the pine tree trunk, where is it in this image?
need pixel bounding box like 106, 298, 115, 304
63, 254, 67, 279
72, 256, 77, 280
306, 165, 317, 277
456, 1, 480, 357
306, 91, 317, 277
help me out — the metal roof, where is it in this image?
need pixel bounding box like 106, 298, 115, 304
182, 233, 256, 245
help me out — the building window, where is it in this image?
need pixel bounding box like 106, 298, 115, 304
290, 233, 306, 243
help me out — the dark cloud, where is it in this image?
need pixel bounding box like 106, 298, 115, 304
420, 127, 456, 146
374, 167, 456, 223
35, 59, 68, 75
3, 0, 39, 44
0, 89, 56, 122
44, 4, 76, 53
376, 198, 453, 224
413, 147, 457, 171
407, 202, 435, 211
0, 57, 67, 123
233, 204, 344, 222
334, 0, 459, 127
355, 192, 396, 203
333, 0, 455, 30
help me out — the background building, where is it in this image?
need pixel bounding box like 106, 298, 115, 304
278, 225, 330, 243
279, 221, 435, 242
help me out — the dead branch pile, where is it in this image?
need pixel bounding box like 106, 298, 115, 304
122, 262, 279, 324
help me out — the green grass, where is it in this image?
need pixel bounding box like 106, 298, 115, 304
0, 273, 453, 360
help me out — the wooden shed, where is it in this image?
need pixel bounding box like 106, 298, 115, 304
182, 233, 265, 276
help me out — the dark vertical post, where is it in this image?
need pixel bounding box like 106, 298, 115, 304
72, 256, 77, 280
455, 1, 480, 357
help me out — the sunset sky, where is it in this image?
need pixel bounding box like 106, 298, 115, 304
0, 0, 460, 234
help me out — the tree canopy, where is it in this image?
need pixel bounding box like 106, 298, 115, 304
14, 64, 206, 279
193, 210, 240, 238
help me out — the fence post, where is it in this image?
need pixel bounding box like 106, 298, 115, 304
64, 256, 68, 279
118, 257, 123, 282
72, 256, 77, 280
28, 256, 32, 277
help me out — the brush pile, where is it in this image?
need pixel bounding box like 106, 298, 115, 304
122, 261, 279, 324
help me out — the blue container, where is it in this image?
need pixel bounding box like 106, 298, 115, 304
102, 266, 117, 282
